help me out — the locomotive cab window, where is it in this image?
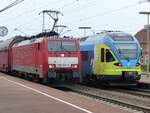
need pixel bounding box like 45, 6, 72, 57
106, 49, 115, 62
47, 41, 61, 51
47, 41, 77, 52
62, 41, 76, 51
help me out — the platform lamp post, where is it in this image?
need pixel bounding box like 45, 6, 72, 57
139, 11, 150, 75
78, 27, 92, 36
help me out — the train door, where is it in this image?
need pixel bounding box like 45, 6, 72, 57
81, 51, 89, 76
93, 44, 116, 75
93, 44, 106, 75
104, 49, 116, 75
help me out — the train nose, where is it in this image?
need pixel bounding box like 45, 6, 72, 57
120, 59, 137, 67
127, 62, 131, 66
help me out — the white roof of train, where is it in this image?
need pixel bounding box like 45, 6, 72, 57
0, 36, 25, 51
12, 37, 44, 47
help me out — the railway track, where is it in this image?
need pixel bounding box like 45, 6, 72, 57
55, 83, 150, 113
137, 82, 150, 90
110, 88, 150, 99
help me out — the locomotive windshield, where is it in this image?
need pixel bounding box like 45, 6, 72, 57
47, 41, 77, 52
115, 43, 137, 59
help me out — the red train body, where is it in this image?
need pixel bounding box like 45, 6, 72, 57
0, 50, 8, 71
0, 37, 25, 72
0, 36, 81, 83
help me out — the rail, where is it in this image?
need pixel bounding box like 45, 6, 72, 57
57, 84, 150, 113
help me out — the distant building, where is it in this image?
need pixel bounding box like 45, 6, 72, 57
135, 25, 150, 64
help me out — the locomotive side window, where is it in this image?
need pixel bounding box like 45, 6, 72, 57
101, 48, 104, 62
106, 49, 115, 62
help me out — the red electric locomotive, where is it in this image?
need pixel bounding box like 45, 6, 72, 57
11, 37, 81, 83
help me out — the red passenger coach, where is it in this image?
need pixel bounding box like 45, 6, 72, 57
0, 50, 8, 72
11, 37, 81, 83
0, 37, 25, 72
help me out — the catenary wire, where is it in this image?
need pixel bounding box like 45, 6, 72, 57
65, 2, 146, 25
0, 0, 24, 13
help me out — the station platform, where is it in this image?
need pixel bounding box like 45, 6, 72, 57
140, 74, 150, 84
0, 73, 131, 113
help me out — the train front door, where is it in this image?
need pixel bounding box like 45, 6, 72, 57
93, 45, 105, 75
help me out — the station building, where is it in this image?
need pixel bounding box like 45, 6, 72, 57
135, 25, 150, 64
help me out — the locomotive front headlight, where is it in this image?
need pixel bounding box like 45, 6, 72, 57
74, 64, 78, 68
114, 62, 122, 67
71, 64, 78, 68
49, 64, 55, 68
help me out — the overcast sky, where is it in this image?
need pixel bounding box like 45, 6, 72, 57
0, 0, 149, 39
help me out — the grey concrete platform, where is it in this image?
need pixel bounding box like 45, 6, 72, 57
0, 73, 131, 113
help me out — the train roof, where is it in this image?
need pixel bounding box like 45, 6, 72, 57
80, 44, 94, 51
0, 36, 25, 50
80, 31, 138, 52
13, 37, 78, 48
13, 37, 44, 47
106, 32, 134, 41
80, 31, 136, 43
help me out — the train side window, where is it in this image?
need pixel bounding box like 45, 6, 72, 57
101, 48, 104, 62
106, 49, 115, 62
81, 51, 88, 61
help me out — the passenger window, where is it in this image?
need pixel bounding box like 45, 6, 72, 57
101, 48, 104, 62
106, 49, 115, 62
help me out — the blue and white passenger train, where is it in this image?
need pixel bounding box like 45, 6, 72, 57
80, 31, 141, 85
